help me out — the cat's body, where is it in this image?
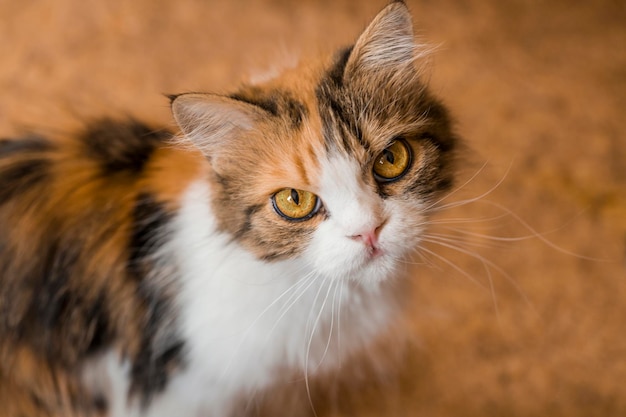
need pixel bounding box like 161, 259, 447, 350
0, 2, 457, 416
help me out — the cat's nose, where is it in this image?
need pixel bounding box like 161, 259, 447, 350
349, 223, 383, 249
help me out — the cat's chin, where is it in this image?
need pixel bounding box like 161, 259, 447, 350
352, 251, 400, 285
309, 247, 401, 287
303, 228, 414, 287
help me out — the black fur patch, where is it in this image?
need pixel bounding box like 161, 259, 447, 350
84, 295, 113, 354
131, 303, 186, 405
0, 158, 51, 205
0, 135, 53, 205
260, 247, 299, 262
80, 119, 169, 175
315, 47, 372, 154
316, 87, 364, 154
127, 193, 173, 281
234, 203, 263, 240
327, 47, 353, 87
230, 88, 308, 128
0, 135, 53, 156
34, 240, 81, 332
93, 394, 108, 413
127, 193, 186, 404
407, 142, 455, 197
421, 100, 457, 153
2, 234, 114, 369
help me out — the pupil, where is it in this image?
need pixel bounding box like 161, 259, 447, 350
290, 189, 300, 205
383, 149, 395, 164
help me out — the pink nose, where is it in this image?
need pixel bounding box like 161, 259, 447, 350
359, 230, 379, 248
350, 225, 382, 249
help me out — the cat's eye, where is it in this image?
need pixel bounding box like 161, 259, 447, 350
373, 139, 412, 182
272, 188, 320, 221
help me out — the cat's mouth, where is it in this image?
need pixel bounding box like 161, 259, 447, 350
366, 245, 384, 261
352, 242, 396, 279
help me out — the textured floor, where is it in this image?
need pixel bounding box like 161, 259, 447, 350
1, 0, 625, 416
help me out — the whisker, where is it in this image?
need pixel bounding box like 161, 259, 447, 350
423, 231, 509, 250
423, 160, 492, 212
265, 271, 320, 340
305, 278, 334, 370
220, 268, 317, 379
463, 200, 609, 262
425, 212, 511, 226
336, 280, 345, 368
411, 245, 489, 291
429, 164, 512, 214
420, 236, 537, 314
304, 277, 334, 417
482, 253, 500, 322
319, 281, 341, 369
410, 247, 444, 271
408, 251, 434, 268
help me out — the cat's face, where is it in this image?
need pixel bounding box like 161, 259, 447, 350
172, 2, 456, 284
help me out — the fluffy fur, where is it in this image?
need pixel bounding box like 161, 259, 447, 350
0, 2, 457, 416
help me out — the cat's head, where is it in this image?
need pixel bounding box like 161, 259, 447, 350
171, 1, 456, 285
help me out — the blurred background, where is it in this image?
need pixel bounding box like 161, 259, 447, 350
1, 0, 624, 415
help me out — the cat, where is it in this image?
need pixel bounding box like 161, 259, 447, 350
0, 1, 457, 416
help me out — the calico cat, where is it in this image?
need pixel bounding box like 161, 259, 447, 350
0, 1, 457, 416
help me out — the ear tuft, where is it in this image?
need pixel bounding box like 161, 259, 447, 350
345, 2, 416, 77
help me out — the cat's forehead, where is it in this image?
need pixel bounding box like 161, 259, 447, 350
268, 55, 425, 150
238, 66, 387, 140
217, 107, 323, 195
257, 120, 325, 192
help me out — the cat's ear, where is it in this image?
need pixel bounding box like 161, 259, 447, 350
170, 93, 263, 157
344, 1, 417, 78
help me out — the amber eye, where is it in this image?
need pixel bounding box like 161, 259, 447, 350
272, 188, 320, 221
373, 139, 412, 182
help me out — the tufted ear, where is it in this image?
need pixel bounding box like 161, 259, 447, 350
344, 1, 416, 78
170, 93, 264, 158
